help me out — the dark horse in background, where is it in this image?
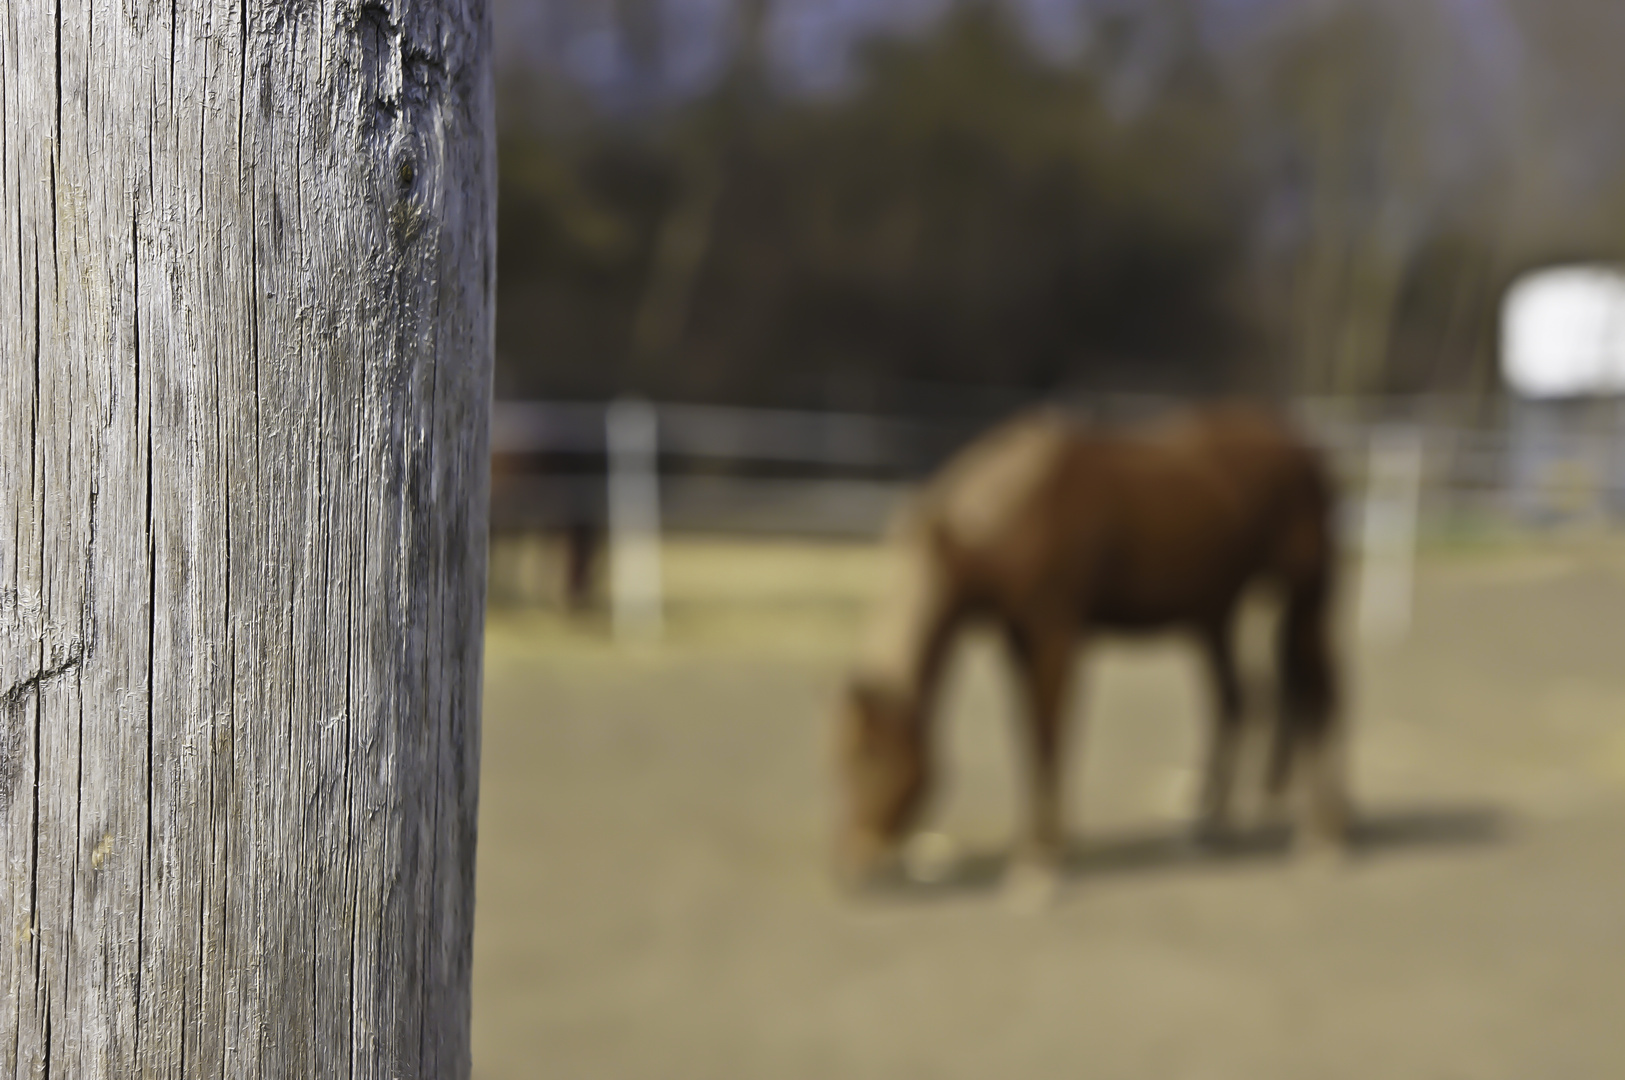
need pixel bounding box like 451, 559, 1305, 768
833, 402, 1349, 895
490, 450, 602, 612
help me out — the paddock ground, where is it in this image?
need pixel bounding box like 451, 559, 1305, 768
472, 535, 1625, 1079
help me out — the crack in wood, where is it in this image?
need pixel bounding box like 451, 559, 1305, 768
0, 639, 86, 812
0, 641, 86, 713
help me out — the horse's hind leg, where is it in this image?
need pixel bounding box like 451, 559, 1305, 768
1195, 620, 1244, 846
1279, 577, 1350, 853
1263, 696, 1295, 819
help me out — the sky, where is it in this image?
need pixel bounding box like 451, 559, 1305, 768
492, 0, 1521, 103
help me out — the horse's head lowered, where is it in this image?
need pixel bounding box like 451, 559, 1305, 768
833, 674, 933, 888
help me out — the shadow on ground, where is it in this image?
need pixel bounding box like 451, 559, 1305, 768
866, 803, 1510, 901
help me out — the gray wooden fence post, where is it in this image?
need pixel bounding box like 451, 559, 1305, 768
0, 1, 494, 1076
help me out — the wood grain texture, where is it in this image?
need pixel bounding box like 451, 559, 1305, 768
0, 0, 494, 1075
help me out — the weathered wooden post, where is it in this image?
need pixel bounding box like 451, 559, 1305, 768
0, 1, 493, 1075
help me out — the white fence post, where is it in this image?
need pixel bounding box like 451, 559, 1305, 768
1357, 423, 1424, 644
607, 398, 664, 642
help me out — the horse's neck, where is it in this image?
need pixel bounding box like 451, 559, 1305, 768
856, 544, 958, 705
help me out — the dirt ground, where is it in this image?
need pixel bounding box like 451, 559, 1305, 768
472, 536, 1625, 1079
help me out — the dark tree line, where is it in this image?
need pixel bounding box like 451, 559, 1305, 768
494, 0, 1625, 411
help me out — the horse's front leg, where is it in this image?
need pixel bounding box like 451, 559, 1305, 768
1003, 614, 1078, 889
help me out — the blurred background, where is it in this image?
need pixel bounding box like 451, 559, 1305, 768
474, 1, 1625, 1076
494, 0, 1619, 407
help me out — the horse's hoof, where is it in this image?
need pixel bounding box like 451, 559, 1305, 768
832, 852, 898, 897
1293, 829, 1352, 873
1001, 858, 1060, 914
902, 831, 962, 885
1297, 804, 1354, 859
1190, 821, 1231, 853
1260, 797, 1293, 830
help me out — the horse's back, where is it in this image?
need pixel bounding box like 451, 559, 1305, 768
890, 402, 1333, 618
1089, 403, 1334, 621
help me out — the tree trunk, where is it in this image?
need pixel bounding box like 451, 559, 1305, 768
0, 1, 494, 1076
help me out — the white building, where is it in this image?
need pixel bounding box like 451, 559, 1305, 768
1501, 264, 1625, 522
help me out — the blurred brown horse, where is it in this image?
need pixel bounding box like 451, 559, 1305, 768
834, 403, 1348, 889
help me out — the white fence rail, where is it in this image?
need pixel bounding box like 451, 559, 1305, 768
491, 395, 1625, 643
